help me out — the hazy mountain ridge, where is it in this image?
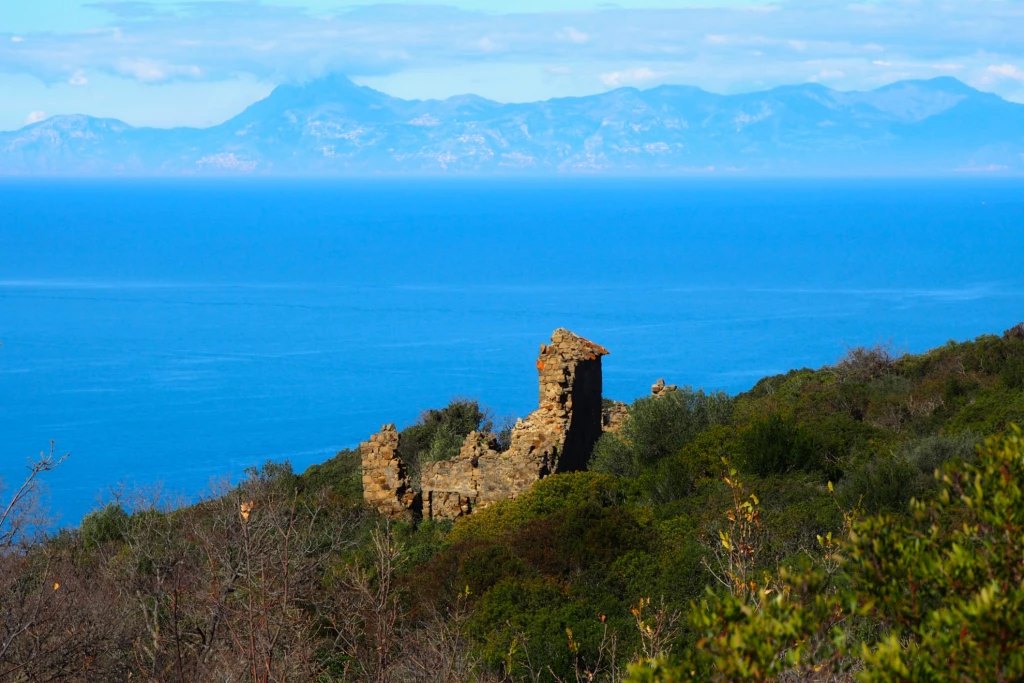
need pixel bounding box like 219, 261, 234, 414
3, 75, 1023, 175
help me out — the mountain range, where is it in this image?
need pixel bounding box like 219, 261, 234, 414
2, 75, 1023, 175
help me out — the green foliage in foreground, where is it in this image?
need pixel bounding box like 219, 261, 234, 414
633, 427, 1024, 682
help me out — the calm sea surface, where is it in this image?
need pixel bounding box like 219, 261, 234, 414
1, 179, 1022, 524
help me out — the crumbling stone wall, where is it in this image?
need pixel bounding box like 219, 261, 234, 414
359, 424, 419, 520
360, 328, 610, 521
420, 430, 544, 520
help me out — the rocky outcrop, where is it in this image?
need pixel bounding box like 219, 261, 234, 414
651, 378, 678, 397
360, 328, 609, 521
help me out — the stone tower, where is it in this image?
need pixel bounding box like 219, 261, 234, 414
534, 328, 608, 472
360, 328, 609, 521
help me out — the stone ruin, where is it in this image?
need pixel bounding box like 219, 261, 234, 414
359, 425, 418, 519
360, 328, 612, 521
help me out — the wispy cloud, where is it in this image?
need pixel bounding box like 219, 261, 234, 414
2, 0, 1024, 100
24, 110, 47, 124
600, 67, 657, 88
558, 26, 589, 45
115, 58, 201, 82
987, 63, 1024, 81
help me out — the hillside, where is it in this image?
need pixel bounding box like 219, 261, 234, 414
2, 75, 1023, 175
2, 324, 1024, 680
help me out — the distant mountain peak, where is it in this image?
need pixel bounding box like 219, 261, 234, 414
15, 114, 133, 136
289, 73, 366, 97
226, 74, 394, 126
895, 76, 980, 93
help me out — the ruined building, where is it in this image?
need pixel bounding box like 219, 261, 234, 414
361, 329, 610, 521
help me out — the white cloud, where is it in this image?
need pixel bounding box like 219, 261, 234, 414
24, 110, 46, 125
476, 37, 499, 53
987, 64, 1024, 81
872, 60, 892, 66
600, 67, 656, 88
559, 27, 589, 44
115, 59, 201, 83
68, 70, 89, 86
10, 36, 24, 43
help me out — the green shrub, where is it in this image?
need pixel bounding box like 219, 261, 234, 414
837, 454, 919, 514
738, 413, 823, 476
471, 577, 580, 679
300, 447, 362, 500
1001, 357, 1024, 390
243, 460, 299, 494
622, 388, 733, 469
661, 428, 1024, 682
397, 398, 489, 485
80, 503, 130, 549
740, 474, 845, 561
837, 433, 982, 512
745, 368, 815, 401
591, 389, 733, 479
834, 342, 902, 383
457, 543, 533, 596
395, 518, 453, 568
641, 456, 695, 505
509, 503, 649, 577
589, 432, 639, 478
424, 419, 469, 463
847, 426, 1024, 680
449, 472, 622, 544
677, 425, 737, 482
800, 413, 880, 463
616, 527, 707, 605
943, 374, 976, 405
947, 386, 1024, 435
903, 432, 979, 475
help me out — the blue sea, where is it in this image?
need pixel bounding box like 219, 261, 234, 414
1, 179, 1022, 525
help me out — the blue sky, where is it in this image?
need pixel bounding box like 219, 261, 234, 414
3, 0, 1024, 131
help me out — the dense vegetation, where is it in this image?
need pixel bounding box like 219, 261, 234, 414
3, 326, 1024, 681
